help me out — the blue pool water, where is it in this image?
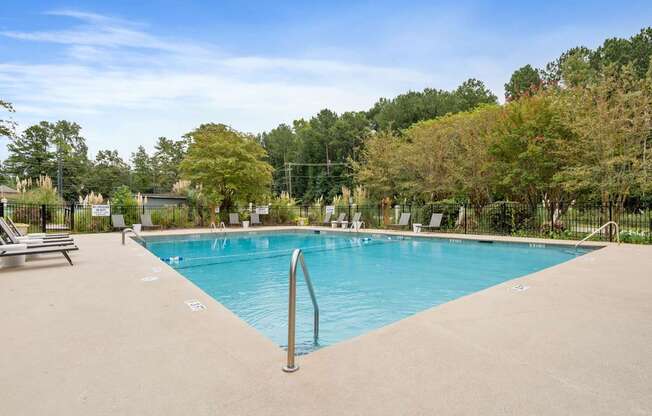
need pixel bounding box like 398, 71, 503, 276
144, 231, 592, 352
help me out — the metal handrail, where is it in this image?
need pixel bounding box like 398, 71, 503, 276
210, 221, 226, 233
283, 248, 319, 373
122, 228, 146, 246
574, 221, 620, 250
349, 220, 366, 232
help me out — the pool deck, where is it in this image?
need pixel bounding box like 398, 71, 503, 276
1, 227, 651, 415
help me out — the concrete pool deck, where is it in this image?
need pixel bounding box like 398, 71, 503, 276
1, 227, 650, 415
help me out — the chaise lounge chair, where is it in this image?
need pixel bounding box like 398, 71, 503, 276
250, 213, 262, 226
0, 219, 74, 247
112, 214, 127, 230
387, 213, 411, 229
321, 212, 332, 226
229, 213, 240, 226
0, 241, 79, 266
333, 212, 347, 227
5, 217, 70, 239
421, 213, 443, 231
140, 213, 161, 230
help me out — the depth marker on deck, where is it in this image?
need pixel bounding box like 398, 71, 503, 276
185, 299, 207, 311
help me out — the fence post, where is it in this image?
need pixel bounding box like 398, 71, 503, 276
464, 203, 468, 234
608, 201, 613, 242
378, 203, 381, 228
40, 204, 47, 233
70, 204, 75, 232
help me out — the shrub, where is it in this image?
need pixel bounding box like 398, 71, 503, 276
486, 202, 535, 234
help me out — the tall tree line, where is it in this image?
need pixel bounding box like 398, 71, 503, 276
1, 123, 189, 201
2, 26, 651, 207
259, 78, 497, 202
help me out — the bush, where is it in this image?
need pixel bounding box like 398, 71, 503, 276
486, 202, 535, 234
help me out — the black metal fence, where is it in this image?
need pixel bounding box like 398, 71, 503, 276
1, 201, 651, 244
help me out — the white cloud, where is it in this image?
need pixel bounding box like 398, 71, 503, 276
0, 10, 435, 159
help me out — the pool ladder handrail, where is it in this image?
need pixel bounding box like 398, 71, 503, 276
122, 228, 146, 247
349, 220, 366, 232
210, 221, 226, 233
283, 248, 319, 373
574, 221, 620, 250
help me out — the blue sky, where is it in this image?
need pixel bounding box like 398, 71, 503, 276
1, 0, 652, 160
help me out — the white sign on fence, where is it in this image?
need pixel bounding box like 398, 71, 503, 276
325, 205, 335, 214
91, 205, 110, 217
256, 206, 269, 215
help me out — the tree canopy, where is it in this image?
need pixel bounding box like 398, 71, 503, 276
180, 123, 273, 222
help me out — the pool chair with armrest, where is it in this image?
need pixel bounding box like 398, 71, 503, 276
229, 213, 240, 226
421, 213, 443, 231
0, 240, 79, 266
5, 217, 70, 239
112, 215, 127, 230
250, 213, 262, 226
348, 212, 365, 229
387, 213, 411, 229
0, 219, 74, 247
140, 214, 162, 230
321, 212, 332, 226
333, 212, 347, 227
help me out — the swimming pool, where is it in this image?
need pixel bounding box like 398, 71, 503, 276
144, 230, 593, 353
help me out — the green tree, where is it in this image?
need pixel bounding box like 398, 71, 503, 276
4, 120, 89, 201
291, 110, 368, 201
4, 122, 54, 179
86, 150, 131, 197
152, 137, 189, 192
505, 65, 542, 100
453, 78, 498, 109
50, 121, 90, 201
557, 64, 652, 206
0, 100, 16, 139
130, 146, 154, 193
368, 79, 497, 132
110, 185, 136, 207
180, 123, 273, 224
259, 124, 299, 194
354, 130, 406, 201
489, 90, 575, 208
404, 105, 501, 207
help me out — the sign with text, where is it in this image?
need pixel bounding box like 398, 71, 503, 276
325, 205, 335, 214
91, 205, 110, 217
256, 206, 269, 215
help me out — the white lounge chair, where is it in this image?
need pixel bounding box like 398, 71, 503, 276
229, 213, 240, 226
250, 213, 262, 226
321, 212, 332, 226
0, 219, 74, 247
5, 217, 70, 239
0, 240, 78, 266
334, 213, 347, 226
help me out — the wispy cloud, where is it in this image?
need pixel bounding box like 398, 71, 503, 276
0, 10, 434, 158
